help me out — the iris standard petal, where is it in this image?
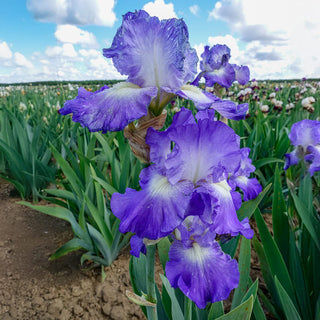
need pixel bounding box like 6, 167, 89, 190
110, 166, 193, 240
103, 10, 197, 91
165, 118, 241, 184
288, 119, 320, 147
166, 240, 239, 308
232, 64, 250, 85
60, 82, 158, 132
203, 63, 235, 88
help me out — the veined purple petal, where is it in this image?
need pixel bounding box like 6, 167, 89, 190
165, 119, 241, 184
174, 85, 220, 110
59, 82, 157, 132
110, 166, 193, 240
203, 63, 235, 88
200, 180, 254, 238
166, 240, 239, 308
211, 101, 248, 120
103, 10, 197, 91
232, 64, 250, 85
306, 145, 320, 176
200, 44, 231, 71
233, 176, 263, 201
288, 119, 320, 147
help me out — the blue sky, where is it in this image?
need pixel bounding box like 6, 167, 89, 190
1, 0, 320, 83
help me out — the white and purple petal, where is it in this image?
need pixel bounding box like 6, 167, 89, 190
232, 64, 250, 85
288, 119, 320, 147
59, 82, 157, 132
165, 119, 241, 184
232, 176, 263, 201
110, 166, 193, 240
174, 84, 220, 110
211, 101, 249, 120
103, 10, 197, 91
203, 63, 235, 88
200, 180, 254, 238
166, 240, 239, 308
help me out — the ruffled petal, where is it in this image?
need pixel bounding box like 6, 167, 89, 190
203, 63, 235, 88
200, 180, 254, 238
174, 84, 220, 110
233, 176, 263, 201
60, 82, 157, 132
288, 119, 320, 147
166, 240, 239, 308
211, 101, 248, 120
103, 10, 197, 91
110, 166, 193, 240
165, 119, 241, 184
232, 64, 250, 85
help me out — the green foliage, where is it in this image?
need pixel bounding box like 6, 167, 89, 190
0, 106, 56, 201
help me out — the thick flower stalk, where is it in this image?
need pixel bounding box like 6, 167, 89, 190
284, 119, 320, 175
111, 108, 262, 308
59, 11, 249, 162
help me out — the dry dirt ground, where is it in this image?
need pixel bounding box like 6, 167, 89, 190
0, 179, 145, 320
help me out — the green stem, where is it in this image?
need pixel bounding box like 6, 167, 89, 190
146, 244, 157, 320
184, 296, 192, 320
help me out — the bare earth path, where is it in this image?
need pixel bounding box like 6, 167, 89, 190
0, 179, 144, 320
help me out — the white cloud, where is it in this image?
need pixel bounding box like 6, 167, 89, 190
27, 0, 117, 26
0, 41, 13, 59
55, 25, 98, 47
45, 43, 78, 58
209, 0, 320, 79
14, 53, 34, 68
143, 0, 177, 20
189, 5, 199, 15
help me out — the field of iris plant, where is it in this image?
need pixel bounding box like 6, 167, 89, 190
1, 9, 320, 320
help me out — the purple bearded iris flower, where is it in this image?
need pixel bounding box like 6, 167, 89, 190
192, 44, 250, 89
59, 10, 247, 132
166, 217, 239, 308
111, 108, 262, 307
284, 119, 320, 175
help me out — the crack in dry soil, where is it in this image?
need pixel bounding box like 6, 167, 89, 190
0, 179, 144, 320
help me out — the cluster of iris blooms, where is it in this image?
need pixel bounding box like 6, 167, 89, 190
59, 10, 264, 308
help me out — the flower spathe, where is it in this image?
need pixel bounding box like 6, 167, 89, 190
59, 10, 250, 132
284, 119, 320, 175
111, 108, 262, 308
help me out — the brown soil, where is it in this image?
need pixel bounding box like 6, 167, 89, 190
0, 179, 145, 320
